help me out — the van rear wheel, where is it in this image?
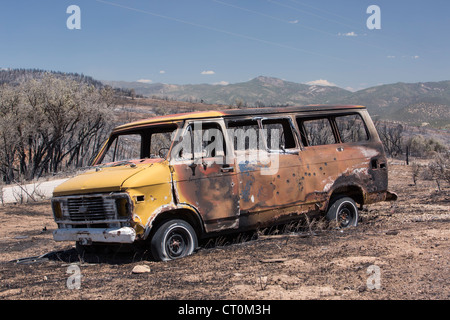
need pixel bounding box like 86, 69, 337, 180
150, 219, 198, 261
326, 197, 359, 228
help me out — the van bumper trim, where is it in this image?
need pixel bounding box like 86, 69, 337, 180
53, 227, 136, 244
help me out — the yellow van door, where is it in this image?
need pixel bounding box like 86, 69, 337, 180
170, 120, 240, 233
230, 117, 304, 213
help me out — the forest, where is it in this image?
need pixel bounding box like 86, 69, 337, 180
0, 70, 117, 184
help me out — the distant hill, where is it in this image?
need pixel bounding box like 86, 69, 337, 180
343, 81, 450, 119
0, 68, 139, 98
104, 76, 450, 128
103, 76, 352, 107
0, 68, 104, 87
390, 101, 450, 127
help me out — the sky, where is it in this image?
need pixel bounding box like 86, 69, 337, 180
0, 0, 449, 91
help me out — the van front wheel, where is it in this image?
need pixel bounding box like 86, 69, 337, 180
150, 219, 198, 261
326, 197, 359, 228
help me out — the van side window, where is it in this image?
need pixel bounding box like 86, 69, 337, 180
297, 117, 336, 146
200, 123, 226, 158
261, 118, 296, 151
179, 122, 226, 160
334, 114, 369, 143
149, 125, 178, 158
227, 119, 262, 152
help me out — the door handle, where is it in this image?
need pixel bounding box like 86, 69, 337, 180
221, 166, 234, 173
188, 163, 197, 175
337, 147, 344, 152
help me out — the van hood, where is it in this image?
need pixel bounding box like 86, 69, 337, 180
53, 160, 170, 197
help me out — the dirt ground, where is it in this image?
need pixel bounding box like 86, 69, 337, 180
0, 163, 448, 301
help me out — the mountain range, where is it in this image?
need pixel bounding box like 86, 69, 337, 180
103, 76, 450, 128
1, 69, 448, 128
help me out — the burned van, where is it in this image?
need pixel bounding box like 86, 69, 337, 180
52, 105, 397, 261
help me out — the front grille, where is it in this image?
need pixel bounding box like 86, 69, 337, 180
52, 193, 131, 227
67, 196, 115, 221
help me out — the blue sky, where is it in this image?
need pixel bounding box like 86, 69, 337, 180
0, 0, 449, 91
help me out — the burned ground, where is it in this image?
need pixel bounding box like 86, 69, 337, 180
0, 163, 448, 300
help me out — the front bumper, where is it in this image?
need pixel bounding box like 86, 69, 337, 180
53, 227, 136, 244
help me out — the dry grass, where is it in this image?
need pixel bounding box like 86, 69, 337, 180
0, 163, 448, 300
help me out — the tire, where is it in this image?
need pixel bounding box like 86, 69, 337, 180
150, 219, 198, 261
326, 197, 359, 228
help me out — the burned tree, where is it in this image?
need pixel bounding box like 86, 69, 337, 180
375, 121, 404, 158
0, 74, 116, 183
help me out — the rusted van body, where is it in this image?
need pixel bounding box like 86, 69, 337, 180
52, 105, 396, 260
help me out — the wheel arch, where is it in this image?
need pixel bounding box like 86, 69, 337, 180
143, 205, 205, 240
328, 184, 366, 210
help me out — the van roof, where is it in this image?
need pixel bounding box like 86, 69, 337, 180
114, 105, 366, 131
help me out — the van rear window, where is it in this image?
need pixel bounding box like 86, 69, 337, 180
297, 118, 336, 146
335, 114, 369, 143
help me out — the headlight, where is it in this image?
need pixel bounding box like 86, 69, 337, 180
115, 197, 130, 217
52, 200, 63, 220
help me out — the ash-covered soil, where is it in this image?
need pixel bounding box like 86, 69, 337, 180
0, 163, 448, 300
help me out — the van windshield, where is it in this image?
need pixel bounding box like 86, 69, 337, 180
98, 124, 178, 165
